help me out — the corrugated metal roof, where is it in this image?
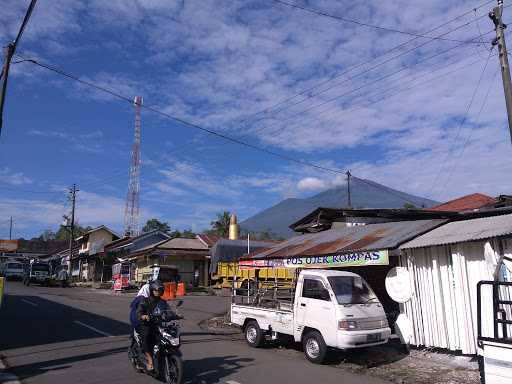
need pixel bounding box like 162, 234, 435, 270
247, 219, 446, 260
157, 237, 208, 250
401, 213, 512, 249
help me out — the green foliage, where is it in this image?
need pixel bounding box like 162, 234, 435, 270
210, 211, 231, 237
142, 218, 171, 234
403, 203, 417, 210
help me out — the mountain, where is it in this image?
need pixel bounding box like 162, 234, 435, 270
240, 178, 438, 238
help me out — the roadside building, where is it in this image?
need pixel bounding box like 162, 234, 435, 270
399, 213, 512, 355
74, 226, 120, 282
128, 236, 212, 286
104, 230, 171, 283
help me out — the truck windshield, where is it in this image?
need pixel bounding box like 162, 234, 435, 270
327, 276, 378, 305
32, 264, 49, 272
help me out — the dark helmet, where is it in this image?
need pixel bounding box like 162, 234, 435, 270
149, 279, 165, 296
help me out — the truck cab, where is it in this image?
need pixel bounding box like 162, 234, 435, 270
23, 260, 50, 286
231, 269, 391, 363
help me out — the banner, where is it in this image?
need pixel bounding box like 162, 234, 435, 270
239, 250, 389, 270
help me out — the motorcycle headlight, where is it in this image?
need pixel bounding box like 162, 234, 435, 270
170, 337, 180, 346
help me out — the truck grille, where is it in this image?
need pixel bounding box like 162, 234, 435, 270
357, 317, 388, 330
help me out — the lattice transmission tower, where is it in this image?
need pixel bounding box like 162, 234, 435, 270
124, 96, 143, 237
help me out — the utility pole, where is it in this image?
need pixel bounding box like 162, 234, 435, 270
490, 0, 512, 143
67, 184, 78, 272
0, 0, 38, 136
346, 170, 352, 208
9, 216, 12, 240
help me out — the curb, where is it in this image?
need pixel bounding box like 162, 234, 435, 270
0, 357, 20, 384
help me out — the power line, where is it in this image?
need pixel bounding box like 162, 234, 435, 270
246, 25, 495, 138
351, 176, 424, 207
15, 56, 350, 176
251, 32, 493, 138
236, 0, 496, 129
437, 65, 500, 197
280, 54, 492, 140
270, 0, 484, 44
427, 47, 494, 199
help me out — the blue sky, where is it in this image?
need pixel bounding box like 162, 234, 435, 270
1, 0, 511, 239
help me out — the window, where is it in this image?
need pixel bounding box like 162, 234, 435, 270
302, 278, 330, 301
327, 276, 378, 305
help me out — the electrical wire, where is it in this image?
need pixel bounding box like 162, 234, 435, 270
436, 65, 500, 197
235, 0, 497, 128
14, 56, 352, 176
270, 0, 485, 44
426, 47, 494, 199
250, 32, 493, 138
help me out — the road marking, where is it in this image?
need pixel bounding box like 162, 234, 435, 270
21, 299, 38, 307
74, 321, 113, 337
226, 381, 242, 384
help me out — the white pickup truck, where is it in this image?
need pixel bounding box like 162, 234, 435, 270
231, 269, 391, 363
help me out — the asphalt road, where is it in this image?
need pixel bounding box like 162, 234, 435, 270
0, 281, 390, 384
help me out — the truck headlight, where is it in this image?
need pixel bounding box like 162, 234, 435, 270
338, 320, 358, 330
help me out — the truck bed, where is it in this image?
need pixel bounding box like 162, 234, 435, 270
231, 302, 295, 335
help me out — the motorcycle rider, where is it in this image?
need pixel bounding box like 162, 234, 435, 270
136, 279, 170, 372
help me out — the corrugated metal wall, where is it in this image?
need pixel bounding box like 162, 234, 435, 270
400, 240, 511, 355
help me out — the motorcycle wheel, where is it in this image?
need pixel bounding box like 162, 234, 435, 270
163, 355, 183, 384
128, 346, 143, 373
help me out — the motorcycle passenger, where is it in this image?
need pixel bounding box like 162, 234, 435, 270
136, 280, 170, 372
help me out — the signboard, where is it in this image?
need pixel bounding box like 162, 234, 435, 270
0, 240, 18, 252
240, 250, 389, 270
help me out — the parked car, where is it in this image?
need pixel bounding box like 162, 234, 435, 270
0, 261, 24, 280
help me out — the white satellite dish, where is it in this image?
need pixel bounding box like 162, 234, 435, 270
385, 267, 413, 303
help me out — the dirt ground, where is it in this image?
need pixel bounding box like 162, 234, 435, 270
205, 315, 481, 384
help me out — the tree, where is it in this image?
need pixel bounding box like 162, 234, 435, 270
142, 218, 171, 234
403, 203, 417, 210
182, 229, 196, 238
55, 224, 92, 241
210, 211, 231, 237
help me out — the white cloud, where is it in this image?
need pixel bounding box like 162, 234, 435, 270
0, 167, 32, 186
297, 177, 329, 191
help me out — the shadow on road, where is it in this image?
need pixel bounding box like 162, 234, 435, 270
10, 346, 127, 380
184, 355, 254, 384
0, 294, 131, 350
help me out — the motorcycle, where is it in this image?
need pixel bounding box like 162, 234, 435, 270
129, 300, 184, 384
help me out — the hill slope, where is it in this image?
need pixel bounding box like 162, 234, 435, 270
240, 178, 438, 238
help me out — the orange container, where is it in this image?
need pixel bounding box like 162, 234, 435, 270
176, 282, 186, 297
162, 282, 176, 301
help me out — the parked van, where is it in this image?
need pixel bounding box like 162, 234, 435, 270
231, 269, 391, 364
0, 261, 24, 280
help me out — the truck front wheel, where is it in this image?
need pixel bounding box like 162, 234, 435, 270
302, 331, 328, 364
244, 320, 264, 348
